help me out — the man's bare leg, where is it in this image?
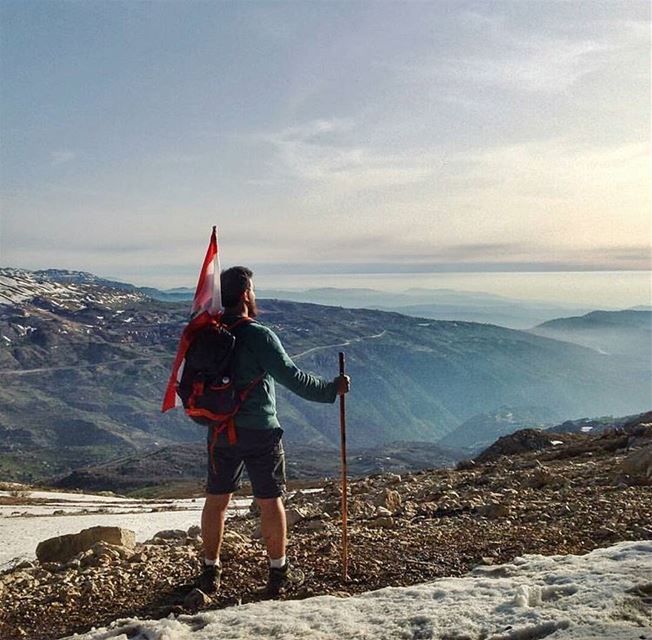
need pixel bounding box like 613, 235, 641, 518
257, 497, 287, 561
201, 493, 232, 562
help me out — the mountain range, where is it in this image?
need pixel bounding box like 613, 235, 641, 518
263, 287, 601, 329
20, 272, 603, 329
0, 267, 649, 485
136, 283, 597, 329
437, 405, 560, 455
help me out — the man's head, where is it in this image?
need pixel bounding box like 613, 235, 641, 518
221, 266, 257, 317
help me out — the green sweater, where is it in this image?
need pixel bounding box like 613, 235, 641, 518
226, 315, 338, 430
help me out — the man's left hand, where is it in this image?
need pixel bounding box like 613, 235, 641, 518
334, 374, 351, 396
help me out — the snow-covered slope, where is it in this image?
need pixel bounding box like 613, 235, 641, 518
66, 540, 651, 640
0, 268, 144, 308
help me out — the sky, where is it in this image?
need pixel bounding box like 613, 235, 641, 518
0, 1, 650, 298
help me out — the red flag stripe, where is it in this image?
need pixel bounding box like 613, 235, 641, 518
162, 227, 223, 413
191, 226, 219, 318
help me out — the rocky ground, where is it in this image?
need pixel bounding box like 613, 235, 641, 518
1, 419, 651, 640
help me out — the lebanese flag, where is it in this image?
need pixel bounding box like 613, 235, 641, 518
161, 226, 222, 412
190, 226, 222, 319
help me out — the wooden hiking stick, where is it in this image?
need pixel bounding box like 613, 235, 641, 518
339, 351, 350, 581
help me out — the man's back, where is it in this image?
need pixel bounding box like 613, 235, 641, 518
226, 314, 338, 431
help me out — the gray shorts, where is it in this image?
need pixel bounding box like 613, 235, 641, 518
206, 427, 286, 499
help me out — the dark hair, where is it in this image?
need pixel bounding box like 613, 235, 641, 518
221, 266, 253, 308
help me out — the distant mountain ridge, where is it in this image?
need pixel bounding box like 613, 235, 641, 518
12, 268, 637, 328
0, 268, 650, 484
547, 411, 650, 435
529, 309, 652, 365
255, 286, 596, 329
49, 440, 461, 494
473, 410, 651, 464
437, 405, 561, 455
52, 273, 599, 329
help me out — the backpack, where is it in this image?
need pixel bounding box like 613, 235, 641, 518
177, 317, 263, 436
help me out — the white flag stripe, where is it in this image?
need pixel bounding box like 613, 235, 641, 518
210, 247, 222, 315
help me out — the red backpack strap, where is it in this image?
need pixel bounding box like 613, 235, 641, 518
239, 373, 265, 402
207, 418, 238, 472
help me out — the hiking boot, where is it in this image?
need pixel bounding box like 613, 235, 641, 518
265, 562, 305, 598
197, 563, 221, 594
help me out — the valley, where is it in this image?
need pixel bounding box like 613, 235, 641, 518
0, 268, 650, 490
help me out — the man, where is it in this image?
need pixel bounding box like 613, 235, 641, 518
199, 266, 351, 598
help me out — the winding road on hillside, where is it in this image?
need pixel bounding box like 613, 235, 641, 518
290, 330, 386, 360
0, 330, 388, 375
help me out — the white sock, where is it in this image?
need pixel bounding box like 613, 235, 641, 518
204, 558, 220, 567
269, 556, 286, 569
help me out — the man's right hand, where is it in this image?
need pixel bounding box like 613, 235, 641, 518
334, 374, 351, 396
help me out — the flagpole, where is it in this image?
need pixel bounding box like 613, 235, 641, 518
339, 351, 349, 581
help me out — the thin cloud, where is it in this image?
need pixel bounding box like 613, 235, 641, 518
250, 256, 650, 275
413, 37, 611, 95
49, 150, 77, 166
258, 119, 444, 188
399, 11, 646, 94
456, 40, 609, 93
250, 228, 651, 271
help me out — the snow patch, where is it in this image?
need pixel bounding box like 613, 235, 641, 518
0, 492, 251, 567
13, 324, 36, 336
64, 541, 652, 640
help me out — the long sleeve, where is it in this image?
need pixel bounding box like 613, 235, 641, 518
254, 326, 338, 404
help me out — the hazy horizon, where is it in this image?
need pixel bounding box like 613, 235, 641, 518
9, 263, 646, 310
253, 270, 651, 309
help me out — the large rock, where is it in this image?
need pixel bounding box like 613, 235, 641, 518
221, 530, 247, 559
147, 529, 187, 544
523, 467, 566, 489
36, 526, 136, 563
187, 525, 202, 538
154, 529, 187, 539
373, 488, 402, 513
350, 499, 376, 518
286, 507, 306, 528
478, 502, 510, 519
184, 588, 211, 609
619, 445, 652, 485
370, 516, 396, 529
305, 519, 328, 532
